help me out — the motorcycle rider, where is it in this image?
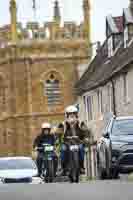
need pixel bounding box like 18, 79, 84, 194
33, 122, 58, 177
57, 105, 90, 175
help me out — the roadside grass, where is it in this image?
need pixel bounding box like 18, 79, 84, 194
127, 173, 133, 181
80, 175, 96, 182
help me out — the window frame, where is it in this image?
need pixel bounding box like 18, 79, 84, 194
44, 74, 62, 107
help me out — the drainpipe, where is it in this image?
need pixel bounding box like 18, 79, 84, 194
111, 79, 117, 116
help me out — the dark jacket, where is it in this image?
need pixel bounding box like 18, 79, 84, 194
58, 121, 90, 141
33, 133, 56, 149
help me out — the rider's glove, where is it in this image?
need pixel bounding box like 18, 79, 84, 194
84, 138, 89, 144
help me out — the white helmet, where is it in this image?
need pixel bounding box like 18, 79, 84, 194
41, 122, 51, 129
65, 105, 78, 116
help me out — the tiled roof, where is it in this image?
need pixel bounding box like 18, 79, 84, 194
75, 40, 133, 95
75, 9, 133, 95
75, 40, 108, 88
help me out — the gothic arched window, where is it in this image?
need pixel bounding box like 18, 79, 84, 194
45, 73, 62, 106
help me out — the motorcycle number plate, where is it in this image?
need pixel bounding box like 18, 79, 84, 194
70, 145, 79, 151
48, 157, 52, 160
45, 146, 54, 151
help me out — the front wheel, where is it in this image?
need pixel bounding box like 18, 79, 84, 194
69, 151, 80, 183
110, 168, 119, 179
97, 154, 107, 180
46, 160, 55, 183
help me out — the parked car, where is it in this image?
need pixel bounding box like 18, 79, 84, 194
97, 116, 133, 179
0, 157, 42, 184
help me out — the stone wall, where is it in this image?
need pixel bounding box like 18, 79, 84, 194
78, 63, 133, 142
0, 38, 90, 155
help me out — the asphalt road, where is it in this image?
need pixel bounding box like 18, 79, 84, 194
0, 181, 133, 200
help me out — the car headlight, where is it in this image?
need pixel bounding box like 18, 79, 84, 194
0, 178, 4, 183
112, 141, 127, 149
31, 177, 43, 184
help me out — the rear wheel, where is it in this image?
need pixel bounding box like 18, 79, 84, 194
110, 168, 119, 179
105, 150, 111, 179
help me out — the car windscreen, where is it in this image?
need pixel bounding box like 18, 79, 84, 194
112, 119, 133, 135
0, 159, 37, 170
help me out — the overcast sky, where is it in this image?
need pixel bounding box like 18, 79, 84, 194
0, 0, 129, 42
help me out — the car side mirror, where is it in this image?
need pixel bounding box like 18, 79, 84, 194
103, 132, 110, 139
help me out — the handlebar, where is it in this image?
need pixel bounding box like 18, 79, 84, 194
65, 136, 89, 145
66, 136, 79, 140
34, 144, 55, 151
65, 136, 83, 144
42, 143, 51, 146
34, 147, 43, 151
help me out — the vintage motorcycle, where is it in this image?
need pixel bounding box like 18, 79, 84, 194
37, 144, 56, 183
65, 136, 81, 183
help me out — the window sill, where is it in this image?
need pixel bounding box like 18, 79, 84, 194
87, 115, 103, 123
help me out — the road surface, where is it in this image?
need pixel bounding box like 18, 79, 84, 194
0, 181, 133, 200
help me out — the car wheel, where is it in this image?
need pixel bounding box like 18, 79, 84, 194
105, 150, 111, 179
111, 169, 119, 179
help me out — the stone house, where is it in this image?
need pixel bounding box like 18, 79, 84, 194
75, 0, 133, 177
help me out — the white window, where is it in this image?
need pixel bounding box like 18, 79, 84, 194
108, 36, 113, 57
28, 29, 33, 39
97, 90, 103, 114
45, 28, 50, 39
124, 26, 128, 48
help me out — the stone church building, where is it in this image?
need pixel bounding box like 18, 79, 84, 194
0, 0, 91, 155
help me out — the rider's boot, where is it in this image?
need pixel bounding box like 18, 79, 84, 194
80, 160, 85, 175
60, 162, 67, 176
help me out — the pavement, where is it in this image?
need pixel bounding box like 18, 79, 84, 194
0, 178, 133, 200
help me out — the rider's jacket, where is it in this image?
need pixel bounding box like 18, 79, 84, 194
57, 121, 90, 142
33, 133, 56, 151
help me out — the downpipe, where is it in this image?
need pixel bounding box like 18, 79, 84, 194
111, 79, 117, 116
